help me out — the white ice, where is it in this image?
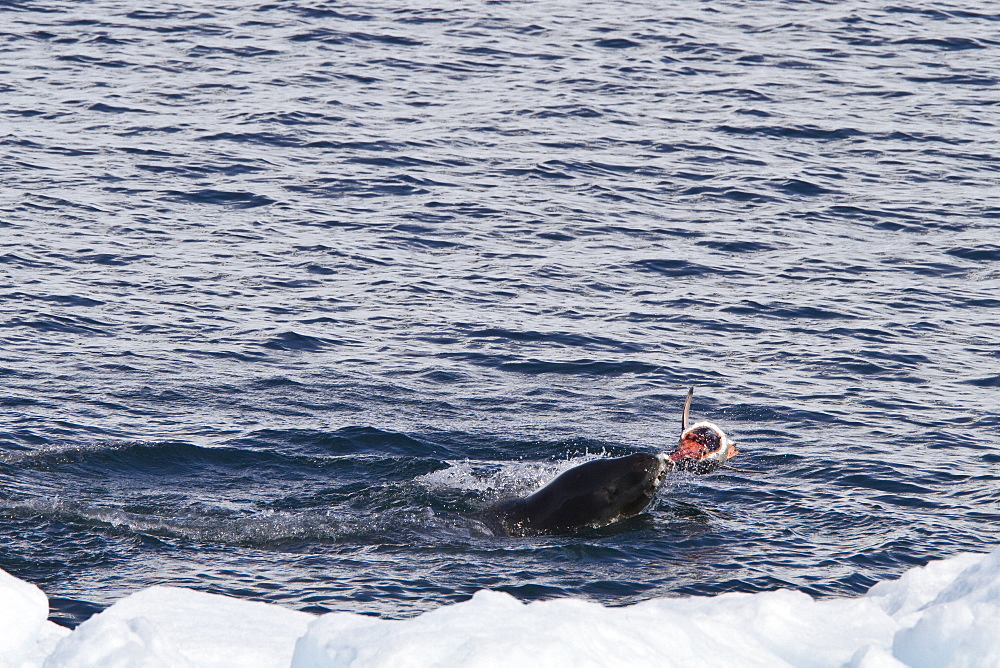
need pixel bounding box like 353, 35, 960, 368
0, 568, 69, 668
2, 545, 998, 668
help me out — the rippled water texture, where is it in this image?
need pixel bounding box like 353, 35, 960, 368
1, 0, 998, 627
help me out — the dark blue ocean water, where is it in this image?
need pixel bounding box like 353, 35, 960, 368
1, 0, 998, 628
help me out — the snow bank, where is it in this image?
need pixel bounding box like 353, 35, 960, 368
42, 586, 312, 668
292, 548, 1000, 667
884, 550, 1000, 668
0, 568, 68, 668
1, 545, 998, 668
290, 588, 887, 667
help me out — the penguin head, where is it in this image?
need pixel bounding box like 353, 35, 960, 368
669, 421, 737, 473
667, 386, 738, 473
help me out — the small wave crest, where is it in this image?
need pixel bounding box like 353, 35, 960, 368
416, 452, 625, 500
0, 495, 370, 548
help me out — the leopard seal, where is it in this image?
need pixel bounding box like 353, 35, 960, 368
477, 387, 736, 537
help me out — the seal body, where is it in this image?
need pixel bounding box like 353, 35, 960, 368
477, 453, 669, 537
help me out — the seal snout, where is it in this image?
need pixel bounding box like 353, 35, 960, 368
654, 453, 671, 484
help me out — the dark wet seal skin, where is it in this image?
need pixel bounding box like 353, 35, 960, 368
477, 387, 736, 537
475, 452, 668, 538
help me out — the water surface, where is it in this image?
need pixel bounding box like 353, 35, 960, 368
1, 0, 998, 627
